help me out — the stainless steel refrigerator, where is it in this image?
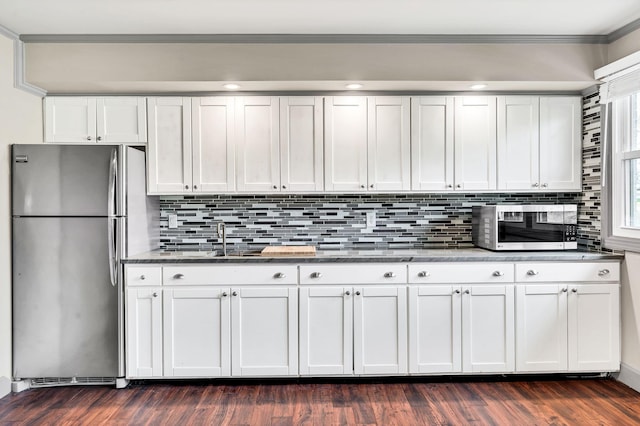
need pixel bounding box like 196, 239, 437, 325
12, 144, 159, 385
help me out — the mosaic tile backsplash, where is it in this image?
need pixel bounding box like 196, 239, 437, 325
159, 93, 603, 253
160, 193, 582, 252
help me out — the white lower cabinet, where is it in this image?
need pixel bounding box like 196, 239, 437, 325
126, 287, 163, 378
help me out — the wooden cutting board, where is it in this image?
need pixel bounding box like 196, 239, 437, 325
261, 246, 316, 256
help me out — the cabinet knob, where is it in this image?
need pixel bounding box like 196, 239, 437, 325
173, 273, 184, 280
464, 289, 470, 294
345, 290, 351, 296
96, 136, 102, 141
355, 291, 361, 296
274, 272, 286, 279
532, 183, 539, 188
493, 271, 504, 277
185, 185, 189, 190
384, 272, 396, 278
273, 185, 278, 189
456, 184, 462, 189
87, 136, 92, 141
370, 184, 374, 188
360, 185, 365, 189
561, 288, 568, 293
232, 291, 238, 296
193, 185, 198, 190
221, 292, 228, 297
282, 185, 287, 189
541, 183, 548, 188
417, 271, 429, 278
447, 184, 453, 188
454, 289, 461, 294
310, 272, 322, 279
571, 288, 578, 293
598, 269, 610, 276
152, 292, 158, 298
527, 270, 539, 276
140, 275, 146, 280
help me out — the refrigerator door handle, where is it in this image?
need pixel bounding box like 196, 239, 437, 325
108, 148, 118, 216
108, 217, 117, 287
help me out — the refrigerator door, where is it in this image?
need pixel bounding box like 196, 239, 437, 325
12, 217, 119, 378
12, 144, 118, 217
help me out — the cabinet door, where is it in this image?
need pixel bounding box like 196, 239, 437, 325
299, 287, 353, 375
324, 96, 368, 191
411, 97, 454, 191
236, 97, 280, 192
409, 285, 462, 374
497, 96, 540, 191
147, 97, 192, 194
192, 97, 236, 192
231, 287, 298, 376
163, 288, 231, 377
568, 284, 620, 372
515, 284, 568, 372
539, 97, 582, 191
454, 97, 497, 190
126, 288, 162, 378
96, 97, 147, 143
280, 97, 324, 192
354, 286, 407, 375
44, 97, 97, 143
462, 284, 514, 373
367, 96, 411, 191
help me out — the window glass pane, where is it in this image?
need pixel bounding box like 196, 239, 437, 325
627, 158, 640, 228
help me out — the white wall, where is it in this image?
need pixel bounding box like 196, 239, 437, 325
608, 28, 640, 63
0, 34, 43, 398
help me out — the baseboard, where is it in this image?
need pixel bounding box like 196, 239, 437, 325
0, 376, 10, 399
614, 363, 640, 393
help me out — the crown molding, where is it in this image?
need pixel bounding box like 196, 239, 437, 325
0, 23, 46, 96
18, 33, 610, 44
607, 17, 640, 43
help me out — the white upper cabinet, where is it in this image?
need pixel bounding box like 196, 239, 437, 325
539, 97, 582, 191
498, 96, 581, 191
367, 97, 411, 191
45, 97, 146, 144
192, 97, 236, 193
236, 97, 280, 192
325, 96, 410, 192
147, 97, 192, 194
324, 96, 369, 191
454, 97, 497, 191
280, 97, 324, 192
497, 96, 540, 190
411, 97, 455, 191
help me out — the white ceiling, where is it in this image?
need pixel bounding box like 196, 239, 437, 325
0, 0, 639, 36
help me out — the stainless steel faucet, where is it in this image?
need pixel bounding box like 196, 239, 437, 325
217, 222, 227, 256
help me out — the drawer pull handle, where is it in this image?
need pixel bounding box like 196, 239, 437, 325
454, 289, 461, 294
572, 288, 578, 293
140, 275, 146, 280
222, 292, 228, 297
417, 271, 430, 278
384, 272, 396, 278
232, 291, 238, 296
562, 288, 568, 293
598, 269, 610, 276
310, 272, 322, 279
493, 271, 504, 277
152, 292, 158, 298
464, 289, 470, 294
527, 270, 539, 276
345, 291, 351, 296
355, 291, 361, 296
274, 272, 286, 279
173, 273, 184, 279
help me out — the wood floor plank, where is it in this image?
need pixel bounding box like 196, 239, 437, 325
0, 378, 639, 425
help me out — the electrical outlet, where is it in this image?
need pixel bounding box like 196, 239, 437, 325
366, 211, 376, 228
168, 214, 178, 229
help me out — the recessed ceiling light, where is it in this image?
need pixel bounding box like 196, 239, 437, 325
346, 83, 363, 90
470, 84, 487, 90
223, 83, 240, 90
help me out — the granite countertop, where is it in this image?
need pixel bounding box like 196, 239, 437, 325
123, 248, 623, 264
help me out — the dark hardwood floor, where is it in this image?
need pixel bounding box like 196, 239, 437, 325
1, 377, 639, 425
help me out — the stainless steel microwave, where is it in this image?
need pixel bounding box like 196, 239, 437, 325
472, 205, 578, 251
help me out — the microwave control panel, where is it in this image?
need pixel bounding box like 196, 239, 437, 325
564, 224, 577, 242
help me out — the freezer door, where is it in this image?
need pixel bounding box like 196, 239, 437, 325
12, 144, 118, 217
12, 217, 119, 378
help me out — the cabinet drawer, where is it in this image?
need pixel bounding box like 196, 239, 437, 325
300, 264, 406, 284
126, 266, 162, 286
408, 263, 514, 283
515, 262, 620, 282
163, 265, 297, 285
